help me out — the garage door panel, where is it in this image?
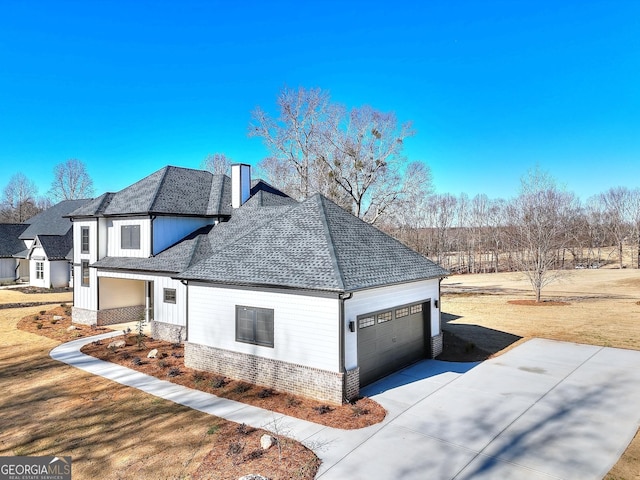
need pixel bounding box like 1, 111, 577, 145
358, 301, 431, 386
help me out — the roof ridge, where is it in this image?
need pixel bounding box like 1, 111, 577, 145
315, 195, 346, 291
149, 166, 171, 212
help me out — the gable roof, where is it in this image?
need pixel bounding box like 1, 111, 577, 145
177, 194, 448, 293
33, 230, 73, 261
0, 224, 28, 258
20, 199, 91, 240
68, 166, 233, 218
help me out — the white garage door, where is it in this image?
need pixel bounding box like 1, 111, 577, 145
357, 301, 431, 386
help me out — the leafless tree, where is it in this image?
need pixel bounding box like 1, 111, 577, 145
49, 158, 95, 201
200, 153, 232, 176
1, 173, 41, 222
598, 187, 633, 269
506, 167, 577, 302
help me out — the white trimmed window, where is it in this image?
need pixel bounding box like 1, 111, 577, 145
35, 262, 44, 280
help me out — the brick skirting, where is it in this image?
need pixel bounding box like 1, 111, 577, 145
72, 307, 98, 326
151, 320, 185, 344
97, 305, 145, 326
184, 342, 350, 404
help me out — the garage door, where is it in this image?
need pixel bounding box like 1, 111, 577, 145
357, 301, 431, 386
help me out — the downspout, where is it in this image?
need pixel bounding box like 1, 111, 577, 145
339, 291, 353, 403
150, 215, 157, 256
181, 279, 189, 342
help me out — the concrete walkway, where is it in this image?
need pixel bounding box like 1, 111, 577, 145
51, 334, 640, 479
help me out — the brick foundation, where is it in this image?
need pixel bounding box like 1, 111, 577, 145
345, 367, 360, 401
151, 321, 185, 344
431, 332, 443, 358
185, 342, 346, 404
97, 305, 145, 326
72, 307, 98, 326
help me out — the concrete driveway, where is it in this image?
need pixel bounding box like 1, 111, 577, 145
314, 338, 640, 479
53, 335, 640, 479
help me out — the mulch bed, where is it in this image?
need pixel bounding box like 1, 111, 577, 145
81, 334, 386, 429
11, 286, 73, 294
508, 299, 569, 306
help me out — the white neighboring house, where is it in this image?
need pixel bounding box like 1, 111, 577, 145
10, 199, 90, 288
0, 224, 29, 283
69, 164, 449, 404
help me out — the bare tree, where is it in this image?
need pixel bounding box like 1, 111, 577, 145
1, 173, 40, 222
49, 159, 95, 201
200, 153, 232, 176
598, 187, 633, 269
507, 167, 577, 302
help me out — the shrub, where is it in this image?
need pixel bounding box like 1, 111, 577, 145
158, 359, 168, 369
206, 425, 220, 435
210, 377, 227, 389
226, 442, 243, 457
243, 449, 264, 462
236, 423, 252, 435
39, 310, 46, 315
131, 356, 142, 366
257, 388, 275, 399
167, 367, 181, 377
36, 323, 43, 330
233, 383, 251, 394
313, 405, 333, 415
192, 372, 206, 383
350, 404, 370, 417
121, 351, 131, 360
285, 396, 301, 408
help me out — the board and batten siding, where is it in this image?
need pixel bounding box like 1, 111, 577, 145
343, 279, 441, 370
98, 271, 186, 326
0, 259, 17, 282
73, 219, 100, 310
106, 218, 151, 258
188, 284, 341, 372
153, 217, 212, 255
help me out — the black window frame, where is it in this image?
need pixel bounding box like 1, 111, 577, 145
163, 288, 176, 304
235, 305, 274, 348
121, 224, 141, 250
81, 260, 90, 287
81, 226, 90, 254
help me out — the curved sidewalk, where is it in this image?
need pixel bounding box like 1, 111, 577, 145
51, 335, 640, 479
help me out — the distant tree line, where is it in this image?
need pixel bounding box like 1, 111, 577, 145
0, 159, 94, 223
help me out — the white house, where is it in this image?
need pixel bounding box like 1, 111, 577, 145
69, 164, 448, 404
0, 224, 29, 283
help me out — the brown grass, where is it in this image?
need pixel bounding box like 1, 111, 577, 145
442, 268, 640, 480
2, 303, 319, 479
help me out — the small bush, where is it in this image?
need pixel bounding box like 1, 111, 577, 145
206, 425, 220, 435
257, 388, 275, 399
39, 310, 46, 315
236, 423, 252, 435
210, 377, 227, 389
92, 340, 102, 346
36, 323, 43, 330
243, 449, 264, 462
313, 405, 333, 415
192, 372, 206, 384
158, 359, 168, 369
171, 352, 183, 358
285, 396, 302, 408
351, 404, 370, 417
226, 442, 244, 457
131, 356, 142, 366
50, 319, 58, 325
167, 367, 181, 377
233, 383, 251, 394
120, 351, 131, 360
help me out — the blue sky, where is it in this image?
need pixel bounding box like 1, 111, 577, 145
1, 0, 638, 202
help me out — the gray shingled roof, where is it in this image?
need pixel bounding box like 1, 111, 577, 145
68, 166, 233, 218
0, 224, 28, 257
177, 194, 448, 292
35, 230, 73, 260
20, 199, 91, 240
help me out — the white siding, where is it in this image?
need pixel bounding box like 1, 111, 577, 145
153, 216, 212, 254
106, 218, 151, 258
74, 263, 98, 310
343, 279, 441, 370
0, 259, 17, 282
49, 261, 69, 288
189, 285, 341, 372
29, 247, 47, 288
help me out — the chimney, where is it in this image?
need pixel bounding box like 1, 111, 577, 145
231, 163, 251, 208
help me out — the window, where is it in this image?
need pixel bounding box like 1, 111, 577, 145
377, 311, 392, 323
81, 227, 90, 253
35, 262, 44, 280
410, 304, 423, 315
163, 288, 176, 304
81, 260, 90, 287
358, 315, 375, 329
395, 307, 409, 318
121, 224, 140, 249
236, 305, 274, 347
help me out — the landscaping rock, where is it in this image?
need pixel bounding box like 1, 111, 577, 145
107, 339, 126, 349
239, 475, 269, 480
53, 315, 63, 320
147, 348, 158, 358
66, 325, 77, 331
260, 434, 276, 450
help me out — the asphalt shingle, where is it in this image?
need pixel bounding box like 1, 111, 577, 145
20, 199, 91, 240
0, 224, 29, 257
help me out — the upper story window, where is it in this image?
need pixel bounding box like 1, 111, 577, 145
121, 225, 140, 250
81, 227, 90, 253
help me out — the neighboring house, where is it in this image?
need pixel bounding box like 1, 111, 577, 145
69, 164, 449, 404
14, 199, 91, 288
0, 223, 29, 283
